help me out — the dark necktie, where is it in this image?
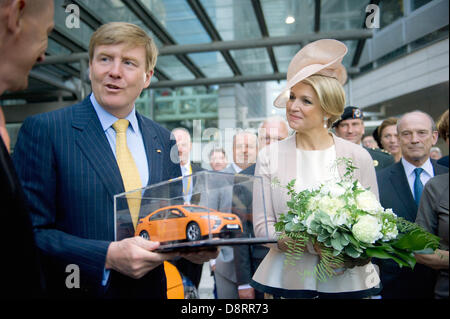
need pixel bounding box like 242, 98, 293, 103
413, 167, 424, 206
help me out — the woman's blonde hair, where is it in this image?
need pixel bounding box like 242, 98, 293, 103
301, 75, 346, 128
89, 22, 158, 72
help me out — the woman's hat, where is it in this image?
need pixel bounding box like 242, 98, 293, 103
274, 39, 348, 108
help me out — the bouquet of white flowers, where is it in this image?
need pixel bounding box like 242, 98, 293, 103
274, 158, 440, 281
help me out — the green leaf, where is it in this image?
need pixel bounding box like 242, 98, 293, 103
392, 228, 440, 251
344, 245, 361, 258
331, 237, 344, 251
391, 249, 416, 269
365, 247, 413, 268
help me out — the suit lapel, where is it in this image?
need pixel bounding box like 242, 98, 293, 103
72, 98, 125, 199
389, 162, 417, 221
137, 113, 163, 186
432, 159, 448, 175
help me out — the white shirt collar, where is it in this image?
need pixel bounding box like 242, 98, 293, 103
401, 157, 434, 178
180, 161, 191, 175
231, 162, 243, 174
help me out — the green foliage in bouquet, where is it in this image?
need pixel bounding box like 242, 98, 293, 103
274, 158, 441, 281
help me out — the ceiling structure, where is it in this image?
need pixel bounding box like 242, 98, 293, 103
1, 0, 377, 104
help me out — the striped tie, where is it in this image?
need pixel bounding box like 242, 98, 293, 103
112, 119, 142, 229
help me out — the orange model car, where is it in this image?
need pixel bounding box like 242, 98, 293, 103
135, 205, 243, 243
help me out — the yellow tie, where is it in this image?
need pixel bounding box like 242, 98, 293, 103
112, 119, 142, 229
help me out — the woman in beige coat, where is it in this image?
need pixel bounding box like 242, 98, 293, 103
251, 39, 381, 298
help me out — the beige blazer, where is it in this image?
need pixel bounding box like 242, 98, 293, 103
252, 133, 380, 294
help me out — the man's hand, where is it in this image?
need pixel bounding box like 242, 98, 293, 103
238, 287, 255, 299
180, 248, 219, 264
105, 237, 179, 279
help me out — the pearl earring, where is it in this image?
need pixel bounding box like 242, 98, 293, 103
324, 117, 328, 129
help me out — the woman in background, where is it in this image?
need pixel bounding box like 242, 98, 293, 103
378, 117, 402, 162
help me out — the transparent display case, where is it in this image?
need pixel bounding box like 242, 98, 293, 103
114, 170, 274, 252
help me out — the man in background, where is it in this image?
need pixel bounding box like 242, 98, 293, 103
430, 146, 442, 160
376, 110, 448, 299
0, 0, 55, 298
333, 106, 395, 171
362, 134, 379, 149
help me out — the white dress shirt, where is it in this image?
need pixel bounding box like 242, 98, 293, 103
90, 93, 149, 188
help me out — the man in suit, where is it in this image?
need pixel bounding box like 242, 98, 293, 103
13, 22, 216, 298
233, 116, 289, 299
171, 127, 205, 289
211, 131, 258, 299
172, 127, 204, 203
333, 106, 395, 171
0, 0, 54, 298
376, 110, 448, 299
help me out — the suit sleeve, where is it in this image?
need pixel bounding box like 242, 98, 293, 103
253, 148, 277, 245
13, 116, 110, 286
415, 178, 439, 235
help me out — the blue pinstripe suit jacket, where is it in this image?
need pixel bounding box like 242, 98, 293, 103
12, 96, 181, 298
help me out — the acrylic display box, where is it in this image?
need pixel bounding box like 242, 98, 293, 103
114, 170, 275, 252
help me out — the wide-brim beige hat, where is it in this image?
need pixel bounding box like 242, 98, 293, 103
274, 39, 348, 108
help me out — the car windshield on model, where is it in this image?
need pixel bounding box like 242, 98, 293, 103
182, 206, 213, 213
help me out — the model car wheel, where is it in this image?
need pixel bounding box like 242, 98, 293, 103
139, 230, 150, 241
186, 222, 201, 241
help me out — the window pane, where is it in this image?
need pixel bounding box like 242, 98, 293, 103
199, 0, 261, 41
261, 0, 315, 37
321, 0, 368, 31
230, 48, 271, 75
140, 0, 211, 45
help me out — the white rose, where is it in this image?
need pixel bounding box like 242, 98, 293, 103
352, 215, 383, 244
318, 196, 345, 215
356, 190, 383, 214
317, 196, 348, 227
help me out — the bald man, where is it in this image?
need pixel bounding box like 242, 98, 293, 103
376, 111, 448, 299
0, 0, 55, 297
